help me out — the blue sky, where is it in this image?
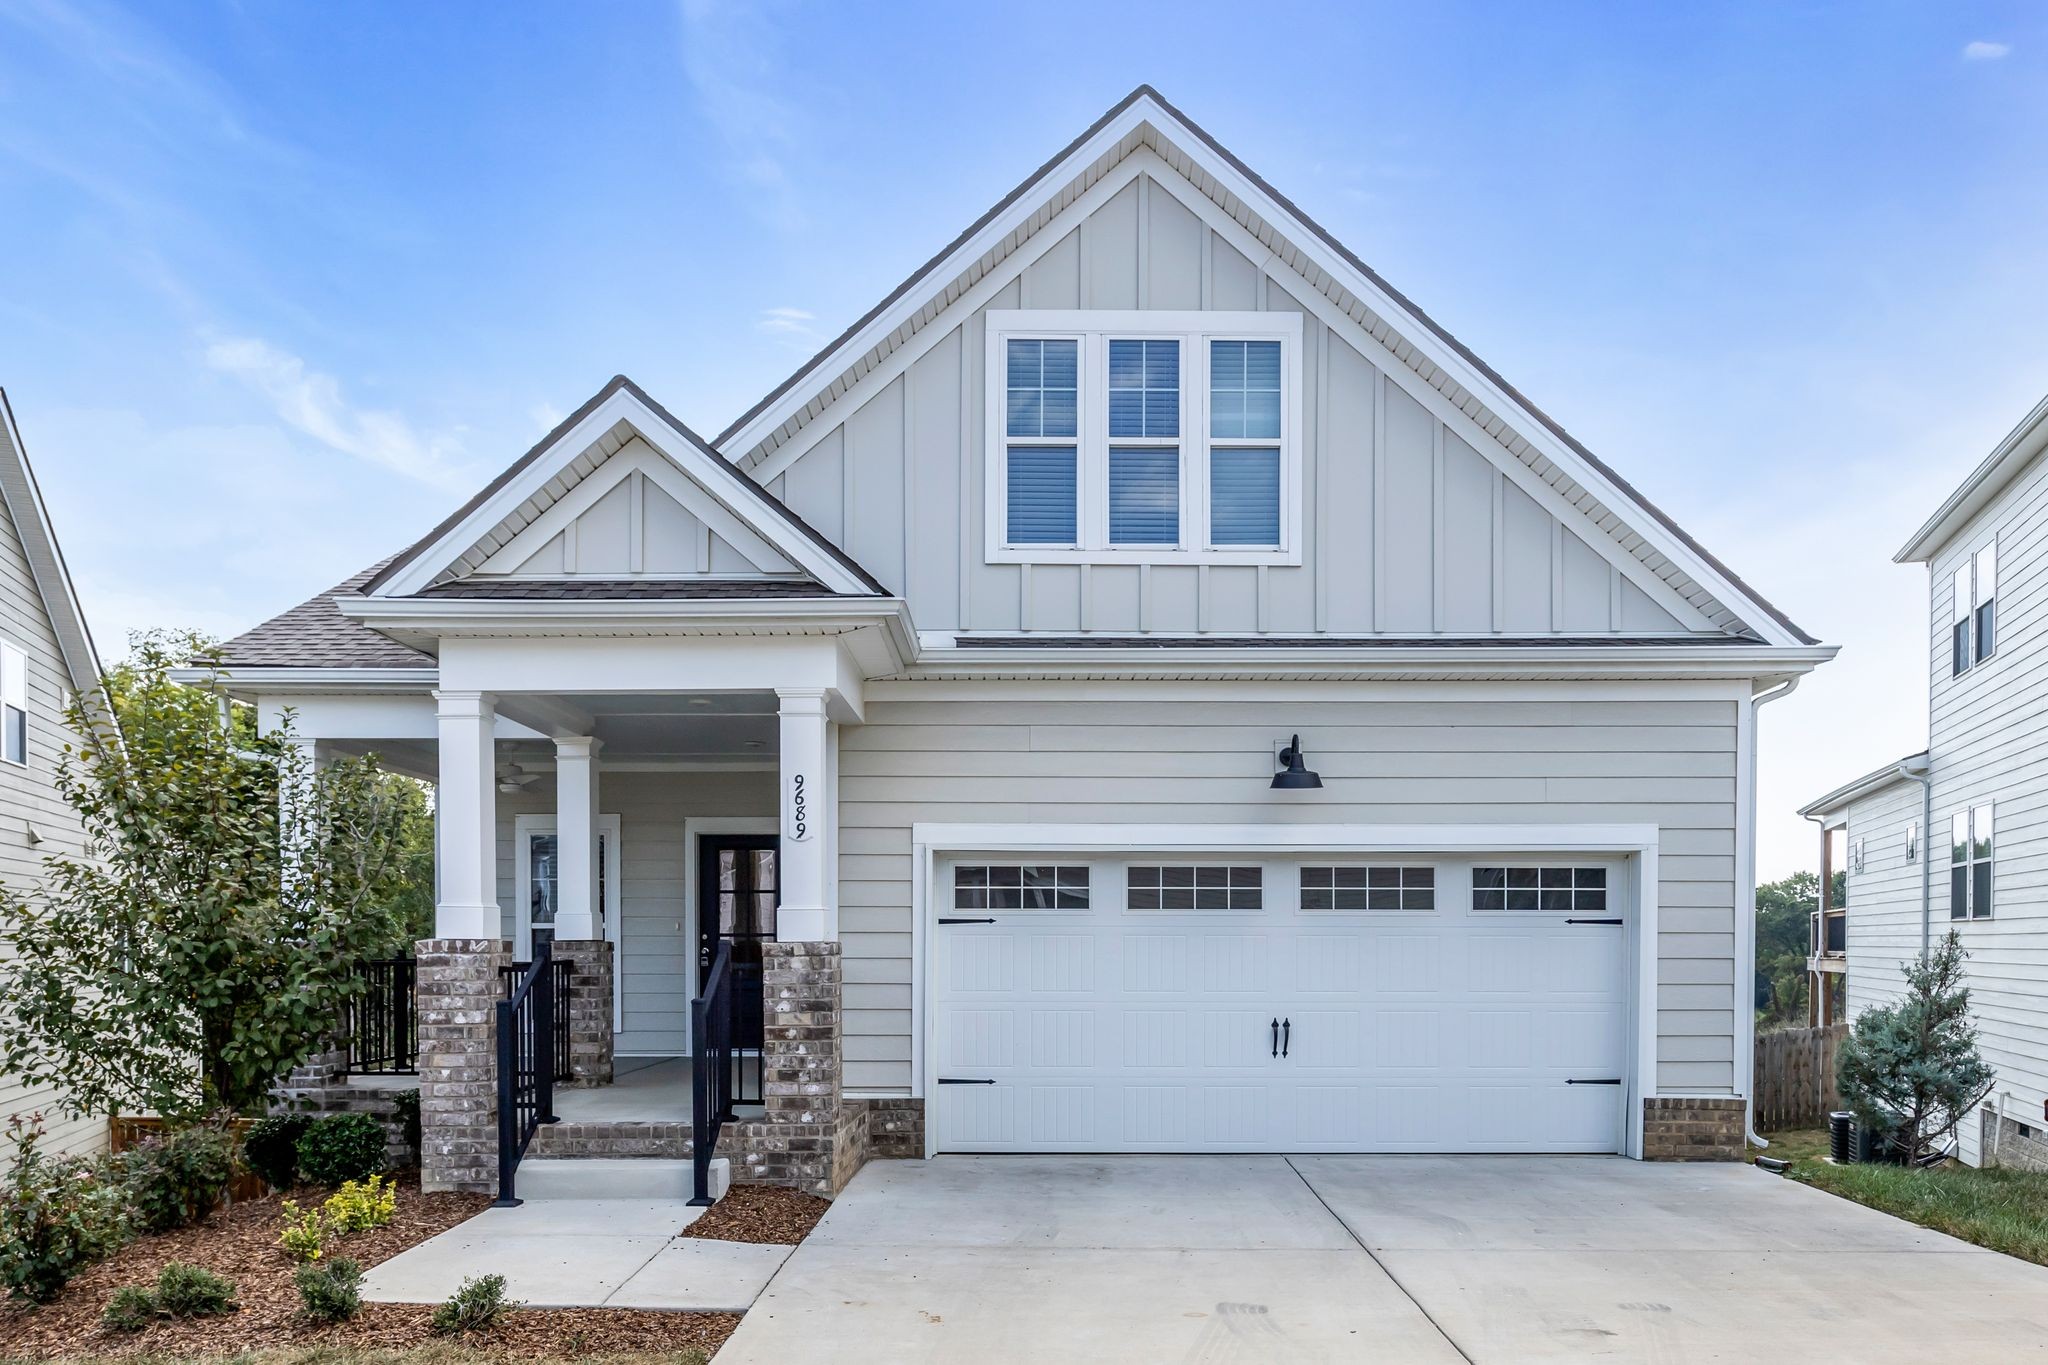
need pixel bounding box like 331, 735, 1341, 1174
2, 0, 2045, 876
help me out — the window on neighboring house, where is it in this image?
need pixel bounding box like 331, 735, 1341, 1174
1951, 541, 1998, 676
0, 641, 24, 766
989, 311, 1300, 564
1906, 821, 1920, 863
1851, 837, 1866, 874
1950, 804, 1993, 919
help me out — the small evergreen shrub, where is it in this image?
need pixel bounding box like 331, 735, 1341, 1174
117, 1124, 235, 1233
293, 1257, 363, 1324
244, 1114, 311, 1190
152, 1262, 236, 1318
296, 1114, 386, 1187
277, 1201, 331, 1262
391, 1089, 422, 1166
431, 1273, 511, 1335
0, 1115, 130, 1303
100, 1285, 157, 1332
323, 1175, 395, 1233
1838, 932, 1996, 1161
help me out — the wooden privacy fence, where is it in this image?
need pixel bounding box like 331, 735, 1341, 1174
1753, 1023, 1849, 1131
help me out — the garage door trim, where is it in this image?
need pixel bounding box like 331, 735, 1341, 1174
909, 822, 1661, 1159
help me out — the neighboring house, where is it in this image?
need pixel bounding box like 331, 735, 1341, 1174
215, 87, 1832, 1196
1800, 391, 2048, 1169
0, 390, 108, 1155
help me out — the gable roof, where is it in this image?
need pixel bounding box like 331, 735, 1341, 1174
1798, 752, 1927, 820
364, 374, 888, 598
1896, 390, 2048, 564
0, 389, 104, 696
715, 85, 1815, 648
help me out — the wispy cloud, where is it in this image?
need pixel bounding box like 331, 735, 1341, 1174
202, 335, 474, 491
1962, 40, 2011, 61
755, 305, 821, 344
529, 401, 566, 435
676, 0, 805, 231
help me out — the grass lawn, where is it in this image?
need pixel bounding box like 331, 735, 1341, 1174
1759, 1128, 2048, 1267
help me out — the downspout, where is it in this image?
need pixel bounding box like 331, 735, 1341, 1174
1743, 676, 1802, 1151
1896, 754, 1933, 959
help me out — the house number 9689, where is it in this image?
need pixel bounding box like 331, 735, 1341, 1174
790, 773, 810, 841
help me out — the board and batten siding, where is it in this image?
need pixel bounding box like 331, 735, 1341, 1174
0, 486, 102, 1156
760, 171, 1691, 640
836, 682, 1742, 1096
493, 770, 773, 1057
1852, 438, 2048, 1164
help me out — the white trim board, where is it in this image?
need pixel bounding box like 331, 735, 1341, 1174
908, 821, 1663, 1160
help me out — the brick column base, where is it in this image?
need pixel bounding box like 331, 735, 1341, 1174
417, 938, 510, 1193
551, 939, 615, 1087
1642, 1097, 1745, 1161
727, 941, 868, 1196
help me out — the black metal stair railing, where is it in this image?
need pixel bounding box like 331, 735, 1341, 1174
494, 941, 561, 1207
347, 954, 419, 1075
500, 955, 575, 1082
689, 944, 764, 1204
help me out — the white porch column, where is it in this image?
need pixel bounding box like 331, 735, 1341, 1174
776, 688, 835, 941
433, 690, 499, 939
553, 736, 602, 941
278, 736, 324, 888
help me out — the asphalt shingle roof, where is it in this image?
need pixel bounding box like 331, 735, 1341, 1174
220, 560, 433, 670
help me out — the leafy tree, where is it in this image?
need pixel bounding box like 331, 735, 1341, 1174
1755, 871, 1818, 1027
0, 633, 424, 1121
1836, 932, 1994, 1159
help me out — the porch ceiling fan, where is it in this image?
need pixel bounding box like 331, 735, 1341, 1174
497, 762, 542, 794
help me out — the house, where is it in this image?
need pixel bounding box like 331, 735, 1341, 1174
1799, 391, 2048, 1170
214, 87, 1833, 1196
0, 390, 108, 1156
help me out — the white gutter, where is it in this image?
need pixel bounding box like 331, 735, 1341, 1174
1742, 675, 1802, 1150
1897, 754, 1933, 958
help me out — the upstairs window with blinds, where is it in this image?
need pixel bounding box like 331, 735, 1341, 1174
987, 311, 1301, 565
0, 641, 22, 766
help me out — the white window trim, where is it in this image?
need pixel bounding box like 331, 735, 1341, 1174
0, 638, 25, 769
1950, 536, 1999, 677
984, 309, 1304, 566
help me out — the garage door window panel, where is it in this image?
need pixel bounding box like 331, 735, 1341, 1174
1127, 865, 1262, 910
1473, 866, 1607, 912
954, 864, 1090, 910
1301, 866, 1435, 911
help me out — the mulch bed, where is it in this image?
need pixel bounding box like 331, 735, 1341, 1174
0, 1177, 739, 1361
678, 1184, 829, 1246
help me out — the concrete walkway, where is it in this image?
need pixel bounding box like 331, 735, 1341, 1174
717, 1155, 2048, 1363
361, 1198, 792, 1312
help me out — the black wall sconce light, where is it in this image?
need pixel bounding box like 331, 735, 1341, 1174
1271, 734, 1323, 790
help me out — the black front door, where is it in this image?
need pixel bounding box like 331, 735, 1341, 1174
698, 835, 776, 1050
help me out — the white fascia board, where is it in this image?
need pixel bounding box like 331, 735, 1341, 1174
905, 642, 1835, 682
1895, 391, 2048, 563
175, 666, 440, 702
1796, 751, 1927, 819
375, 386, 872, 598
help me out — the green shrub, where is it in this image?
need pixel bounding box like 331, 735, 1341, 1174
293, 1257, 363, 1323
276, 1200, 331, 1263
100, 1284, 157, 1332
117, 1124, 236, 1233
391, 1090, 421, 1166
244, 1114, 311, 1191
431, 1273, 511, 1335
153, 1262, 236, 1318
296, 1114, 386, 1187
324, 1175, 395, 1233
0, 1114, 130, 1303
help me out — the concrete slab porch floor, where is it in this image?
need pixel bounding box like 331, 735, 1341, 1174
360, 1198, 792, 1313
718, 1155, 2048, 1364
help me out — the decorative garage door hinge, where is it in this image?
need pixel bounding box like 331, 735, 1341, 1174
1565, 918, 1624, 926
1566, 1078, 1623, 1085
938, 917, 998, 925
937, 1077, 997, 1085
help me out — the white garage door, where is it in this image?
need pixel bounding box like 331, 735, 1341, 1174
931, 855, 1630, 1154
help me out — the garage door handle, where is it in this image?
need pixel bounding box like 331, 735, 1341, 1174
939, 917, 997, 925
1281, 1017, 1291, 1058
1567, 1078, 1623, 1085
1270, 1018, 1279, 1058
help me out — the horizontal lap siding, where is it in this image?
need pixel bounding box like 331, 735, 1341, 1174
838, 684, 1741, 1096
0, 498, 102, 1155
1908, 445, 2048, 1164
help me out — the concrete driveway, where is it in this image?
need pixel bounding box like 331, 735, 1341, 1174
715, 1155, 2048, 1363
